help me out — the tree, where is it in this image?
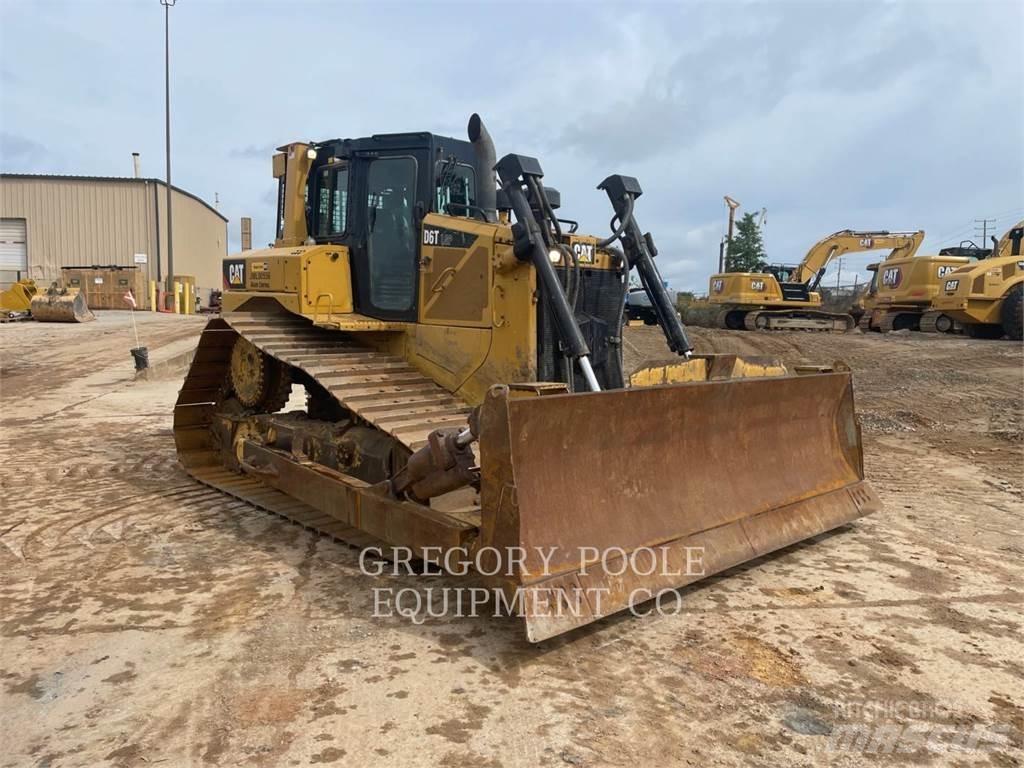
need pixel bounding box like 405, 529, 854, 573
725, 212, 767, 273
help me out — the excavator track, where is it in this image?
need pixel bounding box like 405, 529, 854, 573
876, 310, 919, 333
742, 308, 853, 332
919, 310, 956, 334
173, 313, 475, 545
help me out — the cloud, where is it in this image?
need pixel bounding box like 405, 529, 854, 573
0, 132, 50, 171
230, 144, 277, 160
1, 0, 1020, 293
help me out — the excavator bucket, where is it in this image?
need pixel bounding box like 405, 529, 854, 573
30, 290, 94, 323
0, 279, 36, 316
477, 367, 879, 642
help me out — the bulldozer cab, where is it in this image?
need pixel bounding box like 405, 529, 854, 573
297, 132, 483, 322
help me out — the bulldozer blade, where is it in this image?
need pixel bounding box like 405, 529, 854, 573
30, 291, 94, 323
477, 371, 879, 642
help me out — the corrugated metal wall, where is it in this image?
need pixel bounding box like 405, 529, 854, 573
0, 176, 227, 300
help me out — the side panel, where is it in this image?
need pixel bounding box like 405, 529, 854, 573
708, 272, 791, 305
301, 248, 354, 315
219, 245, 353, 316
875, 256, 968, 305
418, 213, 494, 328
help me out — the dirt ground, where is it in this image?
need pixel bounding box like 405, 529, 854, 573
1, 313, 1022, 768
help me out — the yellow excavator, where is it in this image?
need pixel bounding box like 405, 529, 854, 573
931, 220, 1024, 339
174, 115, 879, 641
856, 246, 981, 333
708, 230, 924, 331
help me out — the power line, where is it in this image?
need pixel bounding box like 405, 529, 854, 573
974, 218, 997, 246
934, 209, 1024, 247
932, 219, 983, 245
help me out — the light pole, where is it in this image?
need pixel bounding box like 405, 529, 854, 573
722, 196, 740, 272
160, 0, 176, 297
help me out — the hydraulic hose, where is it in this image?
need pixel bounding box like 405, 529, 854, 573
598, 195, 634, 248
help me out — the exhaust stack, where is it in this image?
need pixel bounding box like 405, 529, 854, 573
132, 152, 141, 179
467, 114, 497, 223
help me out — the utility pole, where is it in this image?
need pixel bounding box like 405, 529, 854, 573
835, 257, 843, 290
161, 0, 176, 297
722, 196, 740, 272
974, 218, 996, 246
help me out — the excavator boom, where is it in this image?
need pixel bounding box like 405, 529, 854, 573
791, 229, 925, 285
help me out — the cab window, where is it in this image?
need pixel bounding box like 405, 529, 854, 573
314, 165, 349, 237
366, 155, 417, 312
435, 160, 476, 217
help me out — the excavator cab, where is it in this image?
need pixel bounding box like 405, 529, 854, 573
762, 263, 823, 302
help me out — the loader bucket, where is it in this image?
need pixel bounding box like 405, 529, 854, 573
30, 291, 95, 323
477, 370, 879, 642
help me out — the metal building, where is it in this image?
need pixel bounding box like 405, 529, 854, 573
0, 174, 227, 304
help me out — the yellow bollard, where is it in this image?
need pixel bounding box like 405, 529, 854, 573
149, 280, 157, 312
173, 281, 181, 314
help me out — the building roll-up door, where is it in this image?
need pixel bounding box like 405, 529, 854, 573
0, 218, 28, 272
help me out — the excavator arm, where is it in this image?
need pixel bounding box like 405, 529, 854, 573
792, 230, 925, 285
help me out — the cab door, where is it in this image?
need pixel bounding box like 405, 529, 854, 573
351, 153, 420, 321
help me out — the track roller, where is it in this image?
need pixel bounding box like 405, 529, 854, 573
229, 337, 291, 412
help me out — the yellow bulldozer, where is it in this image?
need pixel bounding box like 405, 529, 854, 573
931, 220, 1024, 339
708, 230, 924, 331
174, 115, 879, 641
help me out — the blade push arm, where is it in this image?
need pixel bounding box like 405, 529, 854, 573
598, 175, 692, 356
495, 154, 602, 392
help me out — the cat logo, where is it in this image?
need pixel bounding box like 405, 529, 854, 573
750, 279, 766, 291
936, 265, 956, 278
881, 267, 902, 288
859, 238, 874, 248
572, 242, 595, 264
223, 259, 246, 288
711, 278, 724, 293
944, 279, 959, 292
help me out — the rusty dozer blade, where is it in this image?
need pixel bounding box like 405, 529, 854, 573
30, 290, 94, 322
477, 370, 880, 642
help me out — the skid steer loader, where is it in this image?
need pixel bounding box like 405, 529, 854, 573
174, 115, 879, 641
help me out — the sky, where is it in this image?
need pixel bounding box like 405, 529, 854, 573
2, 0, 1022, 292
